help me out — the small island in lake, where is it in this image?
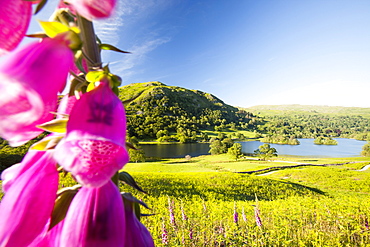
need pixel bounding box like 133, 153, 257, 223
314, 136, 338, 145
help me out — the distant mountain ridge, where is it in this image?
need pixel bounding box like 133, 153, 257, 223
246, 104, 370, 117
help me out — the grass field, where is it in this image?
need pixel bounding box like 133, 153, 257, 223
2, 154, 370, 246
121, 155, 370, 246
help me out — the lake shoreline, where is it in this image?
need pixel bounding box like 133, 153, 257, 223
141, 138, 366, 159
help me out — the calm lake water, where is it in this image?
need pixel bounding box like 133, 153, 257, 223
141, 138, 366, 158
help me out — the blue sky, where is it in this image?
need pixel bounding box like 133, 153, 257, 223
28, 0, 370, 108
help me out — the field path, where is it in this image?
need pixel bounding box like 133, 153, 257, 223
238, 161, 369, 175
357, 164, 370, 171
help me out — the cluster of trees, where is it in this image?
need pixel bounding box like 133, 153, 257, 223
208, 133, 243, 160
254, 144, 278, 161
208, 133, 235, 155
260, 135, 300, 145
313, 136, 338, 145
258, 114, 370, 139
122, 85, 262, 142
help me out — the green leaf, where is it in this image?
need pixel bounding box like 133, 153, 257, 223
99, 44, 130, 54
118, 171, 147, 194
111, 75, 122, 87
25, 33, 48, 39
121, 192, 150, 209
75, 55, 87, 74
37, 119, 68, 133
68, 75, 86, 96
134, 201, 141, 221
34, 0, 48, 15
49, 185, 81, 230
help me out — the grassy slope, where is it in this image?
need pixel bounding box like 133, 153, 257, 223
123, 154, 370, 173
122, 155, 370, 246
118, 81, 238, 116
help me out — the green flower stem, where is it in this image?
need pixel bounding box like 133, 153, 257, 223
77, 15, 120, 187
77, 15, 102, 70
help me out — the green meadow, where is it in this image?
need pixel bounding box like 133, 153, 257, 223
2, 155, 369, 246
122, 155, 370, 246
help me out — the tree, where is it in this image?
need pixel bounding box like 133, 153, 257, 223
128, 148, 146, 163
227, 143, 243, 161
254, 144, 278, 161
209, 139, 224, 155
361, 142, 370, 157
127, 136, 146, 162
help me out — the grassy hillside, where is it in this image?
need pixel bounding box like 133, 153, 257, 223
119, 81, 238, 119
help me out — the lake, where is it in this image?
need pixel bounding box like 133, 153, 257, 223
141, 138, 367, 158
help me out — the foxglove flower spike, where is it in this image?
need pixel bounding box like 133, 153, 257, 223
54, 82, 129, 188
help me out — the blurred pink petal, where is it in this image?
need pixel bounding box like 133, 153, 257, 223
54, 82, 129, 187
0, 0, 32, 56
65, 0, 116, 20
123, 200, 155, 247
1, 150, 44, 192
57, 94, 79, 118
0, 151, 59, 247
29, 220, 64, 247
60, 181, 125, 247
0, 38, 74, 146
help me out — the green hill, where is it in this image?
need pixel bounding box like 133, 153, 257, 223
119, 81, 238, 120
118, 82, 258, 141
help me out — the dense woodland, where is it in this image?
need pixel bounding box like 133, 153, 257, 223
2, 82, 370, 168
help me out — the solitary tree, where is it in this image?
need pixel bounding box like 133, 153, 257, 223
361, 142, 370, 157
227, 143, 243, 161
254, 144, 278, 161
128, 136, 146, 162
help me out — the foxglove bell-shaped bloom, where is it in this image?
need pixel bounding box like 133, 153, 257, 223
1, 150, 44, 192
54, 82, 129, 188
28, 220, 64, 247
123, 200, 155, 247
64, 0, 116, 20
60, 181, 125, 247
0, 38, 74, 146
0, 150, 59, 247
0, 0, 32, 55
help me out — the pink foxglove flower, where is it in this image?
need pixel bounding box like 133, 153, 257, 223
60, 181, 125, 247
0, 38, 74, 146
0, 0, 32, 56
54, 82, 129, 188
123, 199, 155, 247
29, 219, 64, 247
64, 0, 116, 20
0, 150, 59, 247
1, 150, 44, 192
